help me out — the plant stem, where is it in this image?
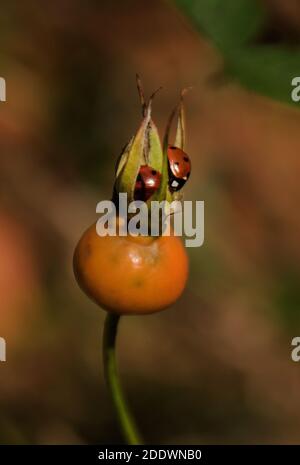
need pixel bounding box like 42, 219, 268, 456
102, 313, 142, 445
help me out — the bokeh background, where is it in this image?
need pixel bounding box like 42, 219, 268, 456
1, 0, 300, 444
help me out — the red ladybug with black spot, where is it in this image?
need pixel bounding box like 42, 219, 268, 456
167, 146, 191, 192
134, 165, 161, 201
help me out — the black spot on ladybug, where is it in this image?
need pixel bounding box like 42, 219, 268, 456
183, 156, 189, 162
170, 146, 177, 150
151, 170, 157, 175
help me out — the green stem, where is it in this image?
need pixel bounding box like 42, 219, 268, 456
102, 313, 143, 445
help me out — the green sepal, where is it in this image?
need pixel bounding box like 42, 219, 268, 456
150, 106, 176, 204
174, 88, 191, 150
174, 97, 185, 150
147, 119, 163, 172
115, 137, 134, 178
114, 104, 152, 202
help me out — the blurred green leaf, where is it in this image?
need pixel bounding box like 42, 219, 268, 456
175, 0, 265, 50
226, 46, 300, 103
174, 0, 300, 106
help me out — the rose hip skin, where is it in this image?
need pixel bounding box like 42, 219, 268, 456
73, 222, 188, 315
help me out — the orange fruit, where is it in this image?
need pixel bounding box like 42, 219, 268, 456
73, 221, 188, 315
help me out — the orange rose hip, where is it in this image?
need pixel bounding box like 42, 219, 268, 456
73, 222, 188, 315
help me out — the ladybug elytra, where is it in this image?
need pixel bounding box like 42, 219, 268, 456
167, 146, 191, 192
134, 165, 161, 201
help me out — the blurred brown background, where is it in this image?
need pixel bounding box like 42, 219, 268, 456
0, 0, 300, 444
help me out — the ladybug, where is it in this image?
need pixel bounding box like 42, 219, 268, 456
134, 165, 161, 201
167, 146, 191, 192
